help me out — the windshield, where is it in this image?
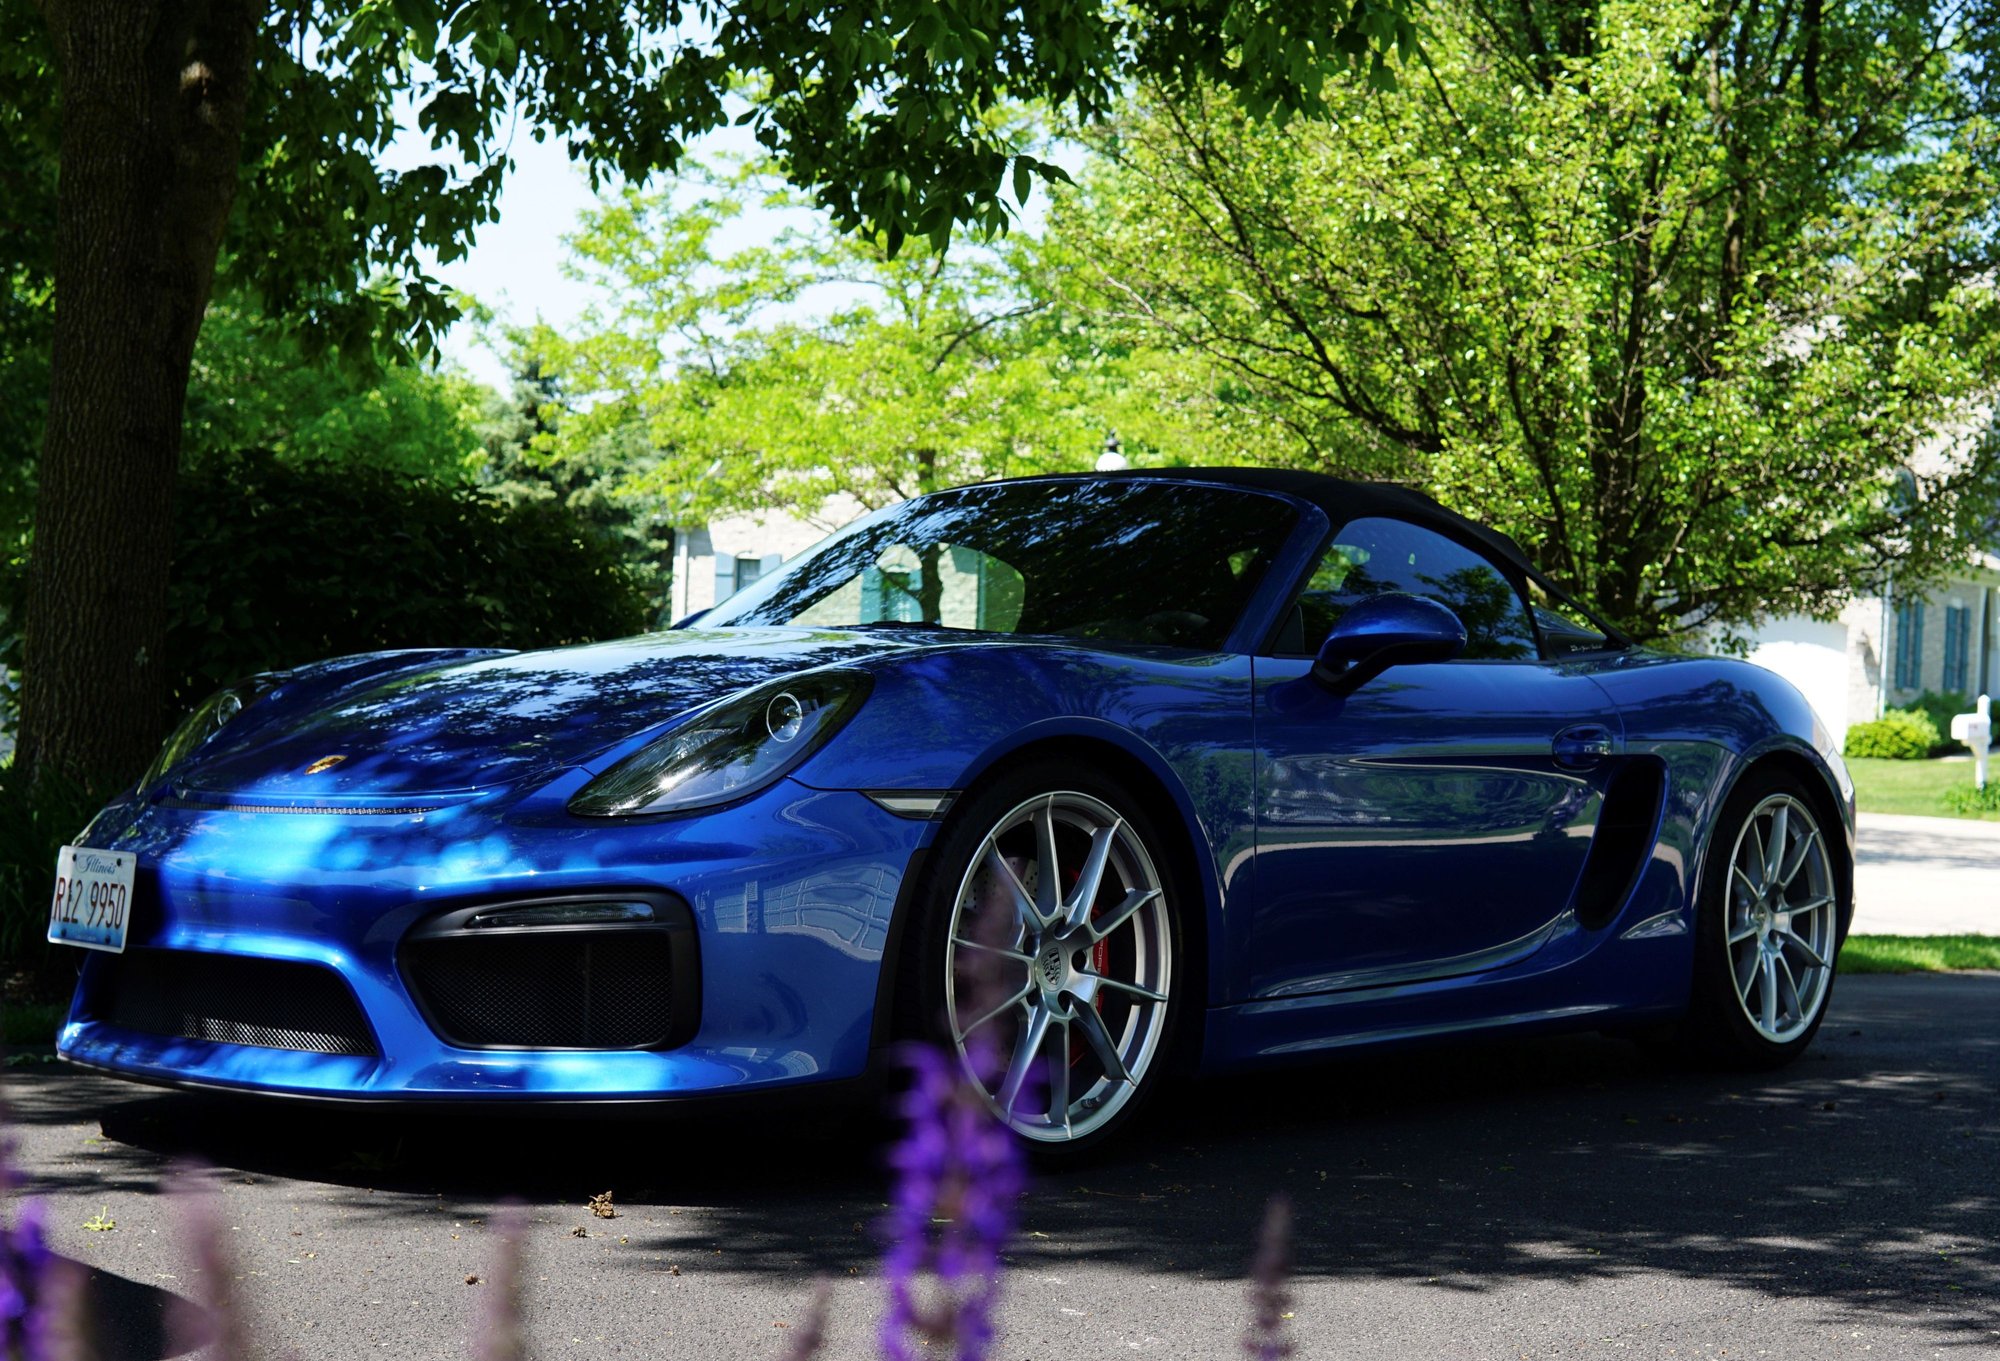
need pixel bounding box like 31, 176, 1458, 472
698, 479, 1300, 650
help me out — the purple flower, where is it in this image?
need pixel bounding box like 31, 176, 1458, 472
167, 1165, 254, 1361
20, 1253, 88, 1361
1244, 1196, 1294, 1361
879, 1042, 1026, 1361
475, 1205, 527, 1361
3, 1121, 72, 1361
783, 1280, 830, 1361
2, 1093, 118, 1360
1, 1195, 50, 1350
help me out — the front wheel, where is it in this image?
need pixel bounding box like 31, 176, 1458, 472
902, 764, 1184, 1156
1685, 771, 1846, 1067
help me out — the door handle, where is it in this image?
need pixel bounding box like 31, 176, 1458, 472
1553, 724, 1614, 770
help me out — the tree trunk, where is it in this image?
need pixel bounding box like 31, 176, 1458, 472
19, 0, 254, 789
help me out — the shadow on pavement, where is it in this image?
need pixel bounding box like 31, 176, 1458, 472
55, 1261, 177, 1361
8, 973, 1998, 1351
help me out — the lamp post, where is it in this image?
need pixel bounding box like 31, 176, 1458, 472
1095, 432, 1128, 472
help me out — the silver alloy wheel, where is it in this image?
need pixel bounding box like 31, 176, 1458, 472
1724, 793, 1837, 1043
944, 790, 1173, 1143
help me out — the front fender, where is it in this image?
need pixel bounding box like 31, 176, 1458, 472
795, 643, 1257, 1008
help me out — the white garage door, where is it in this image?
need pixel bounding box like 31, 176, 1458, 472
1744, 616, 1852, 746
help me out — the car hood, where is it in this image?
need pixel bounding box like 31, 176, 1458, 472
174, 628, 928, 800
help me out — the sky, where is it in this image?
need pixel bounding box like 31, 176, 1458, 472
413, 127, 865, 391
383, 99, 771, 390
426, 131, 600, 389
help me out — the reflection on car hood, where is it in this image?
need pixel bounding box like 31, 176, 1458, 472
175, 628, 927, 800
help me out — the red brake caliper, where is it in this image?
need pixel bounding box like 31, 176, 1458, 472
1069, 871, 1112, 1067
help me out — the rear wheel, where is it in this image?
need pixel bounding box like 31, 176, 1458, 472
1685, 770, 1845, 1067
902, 763, 1184, 1156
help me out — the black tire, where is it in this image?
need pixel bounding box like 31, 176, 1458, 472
1681, 767, 1848, 1068
896, 758, 1189, 1160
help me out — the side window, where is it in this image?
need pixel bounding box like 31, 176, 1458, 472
1279, 516, 1537, 660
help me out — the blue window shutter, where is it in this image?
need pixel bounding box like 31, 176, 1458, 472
1912, 603, 1925, 689
1943, 608, 1955, 693
1962, 607, 1974, 691
1893, 604, 1907, 689
1943, 605, 1971, 694
1894, 601, 1927, 691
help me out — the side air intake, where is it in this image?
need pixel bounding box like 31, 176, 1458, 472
1571, 759, 1667, 930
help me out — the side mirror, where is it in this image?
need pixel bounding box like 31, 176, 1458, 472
1312, 592, 1467, 695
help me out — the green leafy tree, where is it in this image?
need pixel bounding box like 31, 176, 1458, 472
532, 171, 1083, 520
11, 0, 1412, 791
1062, 0, 2000, 642
531, 162, 1301, 526
472, 359, 677, 621
183, 300, 488, 480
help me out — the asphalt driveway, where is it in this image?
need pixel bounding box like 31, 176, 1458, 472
4, 972, 1996, 1360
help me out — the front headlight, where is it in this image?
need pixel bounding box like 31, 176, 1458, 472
568, 670, 872, 817
139, 674, 286, 790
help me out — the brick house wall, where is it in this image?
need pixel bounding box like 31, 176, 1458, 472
1878, 566, 2000, 710
668, 495, 870, 622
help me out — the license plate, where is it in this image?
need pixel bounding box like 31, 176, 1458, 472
47, 846, 136, 953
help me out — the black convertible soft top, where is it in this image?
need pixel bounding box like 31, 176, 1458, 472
1034, 465, 1538, 577
1013, 465, 1631, 648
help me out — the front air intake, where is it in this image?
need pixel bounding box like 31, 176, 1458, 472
93, 950, 378, 1057
399, 895, 699, 1051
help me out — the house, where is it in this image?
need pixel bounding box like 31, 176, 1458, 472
667, 496, 869, 623
1741, 552, 2000, 746
665, 445, 1131, 623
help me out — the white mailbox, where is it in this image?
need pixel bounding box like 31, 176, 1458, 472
1950, 694, 1992, 791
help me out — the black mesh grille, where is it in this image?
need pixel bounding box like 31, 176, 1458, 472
96, 950, 377, 1057
402, 931, 675, 1049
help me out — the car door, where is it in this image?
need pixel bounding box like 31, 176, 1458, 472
1240, 515, 1625, 1000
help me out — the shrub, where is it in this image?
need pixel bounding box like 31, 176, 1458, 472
1843, 708, 1942, 760
1, 449, 654, 727
160, 450, 653, 712
1942, 780, 2000, 814
1911, 690, 1973, 755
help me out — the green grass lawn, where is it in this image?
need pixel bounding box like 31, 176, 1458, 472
1841, 934, 2000, 974
1845, 756, 2000, 821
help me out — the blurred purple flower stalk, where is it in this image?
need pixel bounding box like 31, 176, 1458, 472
476, 1204, 527, 1361
166, 1168, 252, 1361
1245, 1196, 1295, 1361
2, 1109, 68, 1361
1, 1193, 53, 1361
0, 1066, 1302, 1361
880, 1041, 1026, 1361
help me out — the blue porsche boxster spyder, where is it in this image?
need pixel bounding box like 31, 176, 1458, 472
51, 468, 1855, 1151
